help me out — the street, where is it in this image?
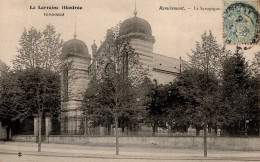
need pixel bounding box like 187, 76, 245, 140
0, 142, 260, 162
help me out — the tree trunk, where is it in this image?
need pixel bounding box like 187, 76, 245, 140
203, 124, 207, 157
152, 124, 156, 136
196, 126, 200, 136
214, 126, 217, 136
6, 127, 10, 141
256, 123, 259, 136
122, 119, 125, 132
126, 119, 129, 135
108, 119, 111, 135
115, 115, 119, 155
245, 119, 247, 136
208, 125, 211, 133
84, 116, 88, 135
152, 122, 158, 136
38, 114, 42, 152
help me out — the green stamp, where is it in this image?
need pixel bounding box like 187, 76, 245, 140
223, 0, 259, 44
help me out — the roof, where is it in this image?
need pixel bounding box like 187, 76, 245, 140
62, 39, 90, 58
119, 16, 152, 36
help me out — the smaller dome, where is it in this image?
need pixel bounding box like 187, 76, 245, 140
62, 39, 90, 58
119, 16, 152, 36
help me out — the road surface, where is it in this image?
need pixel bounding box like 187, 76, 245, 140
0, 141, 259, 162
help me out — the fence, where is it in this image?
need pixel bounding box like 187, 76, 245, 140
18, 118, 34, 135
15, 116, 260, 137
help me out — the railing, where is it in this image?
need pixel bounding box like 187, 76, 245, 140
14, 116, 260, 137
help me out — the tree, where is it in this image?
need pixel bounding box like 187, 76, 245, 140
20, 68, 60, 151
0, 69, 25, 140
251, 51, 260, 76
189, 31, 230, 78
0, 60, 9, 75
245, 76, 260, 135
13, 24, 63, 71
83, 27, 149, 155
166, 81, 190, 134
221, 51, 260, 136
0, 68, 60, 150
187, 31, 228, 157
10, 24, 63, 152
145, 79, 169, 135
175, 68, 220, 133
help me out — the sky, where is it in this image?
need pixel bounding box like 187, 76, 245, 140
0, 0, 260, 67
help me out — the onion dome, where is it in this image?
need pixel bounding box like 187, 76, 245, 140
62, 37, 90, 59
119, 11, 152, 36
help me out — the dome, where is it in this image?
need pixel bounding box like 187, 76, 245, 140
62, 38, 90, 58
119, 15, 152, 36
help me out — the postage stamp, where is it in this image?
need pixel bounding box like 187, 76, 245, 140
223, 0, 259, 45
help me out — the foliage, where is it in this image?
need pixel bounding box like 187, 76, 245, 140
221, 51, 260, 135
83, 25, 150, 155
13, 24, 63, 71
18, 68, 61, 116
175, 68, 219, 129
251, 51, 260, 76
166, 82, 190, 132
189, 31, 230, 78
0, 60, 9, 73
145, 79, 170, 134
186, 31, 226, 136
0, 70, 24, 127
0, 68, 61, 130
83, 26, 149, 131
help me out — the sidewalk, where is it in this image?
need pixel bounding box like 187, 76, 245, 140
0, 141, 260, 161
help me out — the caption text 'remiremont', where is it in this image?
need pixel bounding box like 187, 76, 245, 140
159, 6, 221, 11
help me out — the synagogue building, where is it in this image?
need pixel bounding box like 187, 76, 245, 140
60, 11, 184, 134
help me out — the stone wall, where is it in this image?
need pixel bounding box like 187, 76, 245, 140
12, 135, 260, 151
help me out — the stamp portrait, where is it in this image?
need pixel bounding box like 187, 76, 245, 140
223, 0, 259, 45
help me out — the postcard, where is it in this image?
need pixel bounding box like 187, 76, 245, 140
0, 0, 260, 161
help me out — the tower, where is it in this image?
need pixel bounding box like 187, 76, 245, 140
119, 9, 155, 72
61, 34, 91, 134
